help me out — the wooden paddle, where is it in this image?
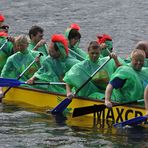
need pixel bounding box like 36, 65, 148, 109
50, 56, 112, 114
0, 78, 66, 87
0, 53, 43, 101
72, 99, 144, 117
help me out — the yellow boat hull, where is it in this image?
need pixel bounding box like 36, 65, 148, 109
2, 87, 147, 126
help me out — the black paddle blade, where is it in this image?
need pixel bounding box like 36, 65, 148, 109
72, 104, 106, 117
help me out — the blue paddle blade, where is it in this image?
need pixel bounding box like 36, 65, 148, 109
114, 116, 148, 128
0, 82, 21, 87
0, 78, 19, 83
51, 98, 72, 114
0, 78, 25, 87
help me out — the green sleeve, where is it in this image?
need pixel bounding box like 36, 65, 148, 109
1, 58, 17, 78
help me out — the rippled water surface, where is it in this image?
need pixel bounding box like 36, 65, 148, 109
0, 104, 148, 148
1, 0, 148, 147
1, 0, 148, 57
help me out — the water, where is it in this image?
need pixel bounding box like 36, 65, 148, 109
1, 0, 148, 147
1, 0, 148, 57
0, 104, 148, 148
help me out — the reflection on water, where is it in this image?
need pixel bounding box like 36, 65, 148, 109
0, 104, 148, 147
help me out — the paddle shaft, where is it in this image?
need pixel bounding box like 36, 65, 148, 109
75, 57, 111, 95
0, 39, 8, 50
51, 57, 112, 114
18, 53, 43, 79
20, 81, 66, 86
68, 48, 85, 60
112, 99, 144, 107
32, 82, 66, 85
1, 53, 43, 98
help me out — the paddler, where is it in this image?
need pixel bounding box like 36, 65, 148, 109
28, 25, 48, 59
105, 49, 148, 107
1, 34, 41, 83
125, 41, 148, 67
63, 41, 122, 99
64, 23, 87, 60
97, 34, 113, 57
27, 34, 80, 94
144, 85, 148, 116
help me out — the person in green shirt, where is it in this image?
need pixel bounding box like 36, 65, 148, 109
97, 34, 113, 57
105, 49, 148, 107
65, 23, 87, 60
0, 14, 15, 94
28, 25, 48, 58
124, 41, 148, 67
97, 33, 126, 67
0, 25, 14, 74
63, 41, 122, 99
135, 41, 148, 67
144, 85, 148, 116
27, 34, 79, 94
1, 34, 41, 82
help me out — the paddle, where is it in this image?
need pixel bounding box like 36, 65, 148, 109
0, 52, 43, 101
0, 78, 66, 87
72, 99, 144, 117
113, 116, 148, 128
51, 56, 112, 114
0, 39, 8, 50
68, 48, 85, 60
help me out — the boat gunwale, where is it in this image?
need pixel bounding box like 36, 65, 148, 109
8, 86, 145, 110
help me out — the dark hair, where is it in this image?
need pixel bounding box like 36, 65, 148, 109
54, 43, 59, 51
88, 41, 100, 51
68, 29, 81, 40
0, 24, 9, 30
29, 25, 44, 39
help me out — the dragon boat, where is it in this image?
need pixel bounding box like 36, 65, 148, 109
2, 86, 147, 128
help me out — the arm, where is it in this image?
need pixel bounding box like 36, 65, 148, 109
105, 83, 113, 107
1, 59, 17, 78
105, 77, 126, 107
33, 39, 46, 51
144, 85, 148, 116
26, 76, 37, 84
110, 52, 122, 67
66, 83, 74, 97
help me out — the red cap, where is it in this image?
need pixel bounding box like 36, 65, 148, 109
51, 34, 69, 56
97, 34, 112, 44
70, 23, 80, 30
0, 14, 5, 22
0, 31, 8, 37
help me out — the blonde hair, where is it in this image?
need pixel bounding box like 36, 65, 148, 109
15, 35, 29, 46
131, 49, 146, 58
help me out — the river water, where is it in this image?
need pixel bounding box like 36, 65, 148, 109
1, 0, 148, 147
